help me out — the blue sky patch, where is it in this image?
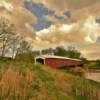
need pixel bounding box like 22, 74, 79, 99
64, 11, 72, 18
24, 1, 54, 30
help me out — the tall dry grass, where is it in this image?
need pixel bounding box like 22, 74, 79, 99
0, 62, 99, 100
0, 67, 35, 100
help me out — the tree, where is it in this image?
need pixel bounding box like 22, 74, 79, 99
16, 38, 31, 56
15, 38, 33, 61
54, 46, 67, 57
42, 48, 54, 55
66, 46, 81, 59
0, 17, 16, 57
0, 17, 32, 59
54, 46, 81, 59
10, 36, 21, 59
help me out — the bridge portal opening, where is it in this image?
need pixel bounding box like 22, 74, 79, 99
36, 58, 44, 64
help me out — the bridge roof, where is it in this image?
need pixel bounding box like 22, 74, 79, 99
35, 55, 81, 61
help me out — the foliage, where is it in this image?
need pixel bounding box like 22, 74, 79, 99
85, 60, 100, 69
54, 46, 81, 59
15, 52, 34, 62
42, 48, 54, 55
95, 60, 100, 67
54, 46, 67, 57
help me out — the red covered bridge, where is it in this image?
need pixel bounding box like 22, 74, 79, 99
35, 55, 83, 68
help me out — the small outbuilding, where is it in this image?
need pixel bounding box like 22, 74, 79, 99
35, 55, 83, 68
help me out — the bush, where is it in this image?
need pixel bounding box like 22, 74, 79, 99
15, 52, 34, 62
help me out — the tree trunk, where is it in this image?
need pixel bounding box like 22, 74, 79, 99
2, 43, 6, 57
1, 38, 7, 57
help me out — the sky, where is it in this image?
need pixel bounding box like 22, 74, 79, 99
0, 0, 100, 60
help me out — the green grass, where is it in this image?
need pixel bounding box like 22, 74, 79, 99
0, 60, 99, 100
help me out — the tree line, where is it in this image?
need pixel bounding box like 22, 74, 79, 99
40, 46, 84, 59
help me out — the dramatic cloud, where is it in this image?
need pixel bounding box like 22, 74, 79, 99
0, 0, 13, 11
35, 16, 100, 47
34, 16, 100, 59
32, 0, 100, 15
81, 44, 100, 60
0, 0, 37, 40
44, 15, 73, 25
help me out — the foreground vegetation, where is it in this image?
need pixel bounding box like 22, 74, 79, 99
0, 59, 99, 100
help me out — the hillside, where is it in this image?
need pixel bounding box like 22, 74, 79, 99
0, 60, 100, 100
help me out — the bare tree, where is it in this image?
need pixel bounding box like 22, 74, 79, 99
15, 37, 31, 57
10, 36, 21, 59
0, 17, 16, 57
0, 17, 32, 58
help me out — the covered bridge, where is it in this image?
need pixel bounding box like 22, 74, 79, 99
35, 55, 83, 68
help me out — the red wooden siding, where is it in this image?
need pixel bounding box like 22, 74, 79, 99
45, 58, 82, 68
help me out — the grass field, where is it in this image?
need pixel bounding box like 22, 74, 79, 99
0, 59, 100, 100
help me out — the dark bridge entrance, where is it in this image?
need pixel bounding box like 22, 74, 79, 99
36, 58, 44, 64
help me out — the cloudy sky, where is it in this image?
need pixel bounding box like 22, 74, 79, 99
0, 0, 100, 60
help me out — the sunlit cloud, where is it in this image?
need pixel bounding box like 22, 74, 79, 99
59, 24, 75, 32
0, 0, 37, 39
33, 16, 100, 59
81, 43, 100, 60
35, 16, 100, 47
0, 0, 13, 12
82, 16, 100, 43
